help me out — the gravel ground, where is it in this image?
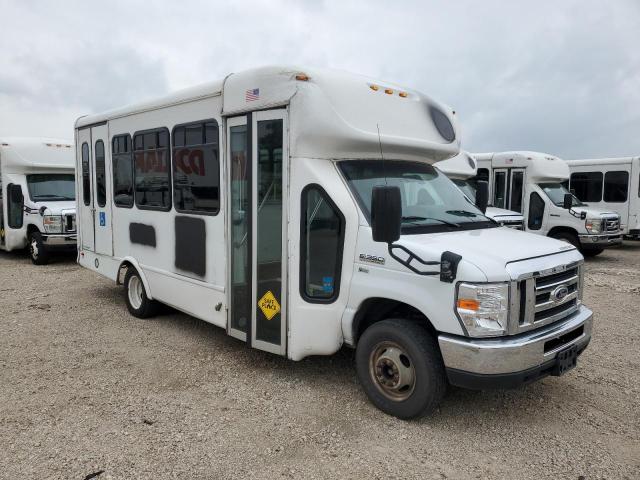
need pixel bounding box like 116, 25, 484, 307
0, 243, 639, 479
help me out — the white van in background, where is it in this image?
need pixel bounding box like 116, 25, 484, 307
436, 152, 524, 229
565, 157, 640, 240
0, 138, 77, 264
475, 151, 622, 256
75, 66, 593, 419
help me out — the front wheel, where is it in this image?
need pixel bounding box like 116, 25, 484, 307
356, 319, 447, 419
29, 232, 50, 265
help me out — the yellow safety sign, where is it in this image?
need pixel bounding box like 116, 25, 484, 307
258, 290, 280, 320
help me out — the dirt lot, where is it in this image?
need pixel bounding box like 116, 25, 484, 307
0, 244, 639, 479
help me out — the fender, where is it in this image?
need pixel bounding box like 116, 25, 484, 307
118, 256, 154, 300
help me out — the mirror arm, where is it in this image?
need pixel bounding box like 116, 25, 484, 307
387, 243, 441, 276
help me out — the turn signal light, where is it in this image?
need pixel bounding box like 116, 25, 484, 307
457, 299, 480, 311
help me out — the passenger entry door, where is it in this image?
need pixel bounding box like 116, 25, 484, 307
227, 110, 288, 356
90, 124, 113, 256
77, 128, 95, 251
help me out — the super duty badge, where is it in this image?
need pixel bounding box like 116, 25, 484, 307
359, 253, 385, 265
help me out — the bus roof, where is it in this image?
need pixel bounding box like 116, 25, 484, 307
435, 151, 477, 179
474, 151, 570, 182
0, 137, 74, 171
76, 65, 460, 163
566, 157, 639, 167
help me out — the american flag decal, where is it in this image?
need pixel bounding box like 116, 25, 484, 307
245, 88, 260, 102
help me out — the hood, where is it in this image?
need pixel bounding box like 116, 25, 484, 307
398, 227, 575, 280
573, 205, 619, 219
28, 200, 76, 215
486, 206, 523, 220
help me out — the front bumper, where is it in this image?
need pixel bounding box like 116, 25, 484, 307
438, 305, 592, 389
578, 233, 623, 247
42, 233, 77, 248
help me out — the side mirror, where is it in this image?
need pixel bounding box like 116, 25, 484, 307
563, 193, 573, 210
475, 180, 489, 214
371, 185, 401, 244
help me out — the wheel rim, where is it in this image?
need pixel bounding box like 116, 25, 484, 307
369, 341, 416, 402
30, 238, 39, 259
128, 275, 144, 310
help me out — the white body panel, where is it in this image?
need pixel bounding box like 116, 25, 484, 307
0, 138, 76, 253
566, 157, 640, 236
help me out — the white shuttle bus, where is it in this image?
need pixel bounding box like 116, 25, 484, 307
565, 157, 640, 240
75, 67, 593, 419
436, 151, 524, 229
0, 138, 77, 264
475, 151, 622, 257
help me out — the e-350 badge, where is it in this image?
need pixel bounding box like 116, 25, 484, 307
359, 253, 385, 265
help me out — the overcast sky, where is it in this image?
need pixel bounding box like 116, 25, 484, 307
1, 0, 638, 158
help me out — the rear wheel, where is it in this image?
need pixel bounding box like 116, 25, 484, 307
28, 232, 50, 265
124, 268, 158, 318
356, 319, 447, 419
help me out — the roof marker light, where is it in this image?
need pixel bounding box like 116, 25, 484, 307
370, 84, 379, 91
385, 88, 393, 95
295, 73, 309, 81
399, 91, 408, 98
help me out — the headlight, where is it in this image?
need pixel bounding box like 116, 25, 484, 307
585, 218, 601, 234
455, 282, 509, 337
43, 215, 63, 233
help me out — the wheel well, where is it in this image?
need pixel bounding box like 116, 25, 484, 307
26, 224, 40, 236
352, 297, 436, 344
117, 261, 133, 285
547, 226, 579, 240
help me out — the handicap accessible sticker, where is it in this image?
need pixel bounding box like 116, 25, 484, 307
99, 212, 106, 226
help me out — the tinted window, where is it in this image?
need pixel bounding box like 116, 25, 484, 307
95, 140, 106, 207
173, 120, 220, 214
603, 171, 629, 203
134, 129, 171, 210
493, 171, 506, 208
528, 192, 545, 230
112, 134, 133, 207
570, 172, 602, 202
510, 171, 524, 213
301, 186, 345, 302
7, 184, 24, 229
82, 142, 91, 206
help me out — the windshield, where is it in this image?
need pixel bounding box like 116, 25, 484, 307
339, 160, 495, 233
26, 174, 76, 201
539, 182, 584, 207
452, 178, 477, 203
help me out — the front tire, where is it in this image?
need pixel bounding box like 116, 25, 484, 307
550, 231, 580, 250
356, 319, 447, 419
124, 268, 158, 318
582, 247, 604, 257
29, 232, 50, 265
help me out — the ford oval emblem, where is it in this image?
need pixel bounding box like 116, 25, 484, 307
551, 285, 569, 303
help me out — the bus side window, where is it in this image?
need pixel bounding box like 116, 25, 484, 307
133, 128, 171, 211
528, 192, 544, 231
95, 140, 106, 207
112, 134, 134, 208
172, 120, 220, 214
300, 185, 345, 303
570, 171, 602, 202
603, 171, 629, 203
82, 142, 91, 206
7, 183, 24, 229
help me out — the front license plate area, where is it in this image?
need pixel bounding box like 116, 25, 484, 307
553, 344, 578, 376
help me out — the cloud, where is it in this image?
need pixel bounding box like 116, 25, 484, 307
0, 0, 638, 158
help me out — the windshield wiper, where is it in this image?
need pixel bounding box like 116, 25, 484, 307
445, 209, 479, 218
402, 216, 461, 228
